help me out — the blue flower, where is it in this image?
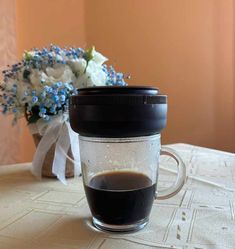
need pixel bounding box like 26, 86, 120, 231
52, 89, 58, 95
12, 108, 17, 113
60, 95, 66, 102
64, 82, 73, 91
42, 114, 50, 121
3, 106, 8, 114
58, 89, 66, 95
31, 90, 36, 96
53, 95, 59, 102
44, 86, 52, 93
39, 107, 47, 114
66, 51, 72, 56
32, 96, 38, 104
50, 106, 56, 113
40, 91, 46, 98
54, 82, 63, 88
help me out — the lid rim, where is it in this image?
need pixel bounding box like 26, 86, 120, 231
71, 86, 167, 105
76, 86, 159, 95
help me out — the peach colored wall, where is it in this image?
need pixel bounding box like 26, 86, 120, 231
85, 0, 235, 152
16, 0, 235, 163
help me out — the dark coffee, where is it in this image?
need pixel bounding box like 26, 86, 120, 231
84, 171, 156, 225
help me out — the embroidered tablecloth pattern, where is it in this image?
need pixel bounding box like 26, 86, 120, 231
0, 144, 234, 249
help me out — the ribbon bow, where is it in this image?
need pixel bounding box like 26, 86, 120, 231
28, 114, 81, 184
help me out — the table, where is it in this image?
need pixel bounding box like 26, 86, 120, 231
0, 144, 234, 249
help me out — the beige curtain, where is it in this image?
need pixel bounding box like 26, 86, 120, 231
0, 0, 19, 165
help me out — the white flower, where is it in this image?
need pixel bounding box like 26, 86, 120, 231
68, 58, 87, 75
45, 64, 75, 84
4, 78, 16, 91
29, 69, 45, 89
92, 50, 108, 65
87, 61, 107, 86
75, 60, 107, 88
16, 84, 31, 105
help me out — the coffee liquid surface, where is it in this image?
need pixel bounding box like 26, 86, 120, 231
84, 171, 156, 225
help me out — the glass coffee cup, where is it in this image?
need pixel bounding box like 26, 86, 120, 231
79, 134, 185, 232
69, 86, 186, 232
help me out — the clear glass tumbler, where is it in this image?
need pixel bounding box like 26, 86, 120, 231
79, 134, 186, 232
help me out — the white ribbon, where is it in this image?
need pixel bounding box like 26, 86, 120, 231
28, 114, 81, 184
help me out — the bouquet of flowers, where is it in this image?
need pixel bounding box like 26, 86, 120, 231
0, 45, 127, 182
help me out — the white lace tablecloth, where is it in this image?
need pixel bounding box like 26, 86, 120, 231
0, 144, 234, 249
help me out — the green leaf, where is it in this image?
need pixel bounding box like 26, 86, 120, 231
23, 69, 31, 80
83, 46, 94, 63
26, 105, 48, 124
24, 51, 33, 61
83, 46, 95, 73
27, 113, 41, 124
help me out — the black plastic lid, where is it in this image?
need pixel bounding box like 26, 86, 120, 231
69, 86, 167, 137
